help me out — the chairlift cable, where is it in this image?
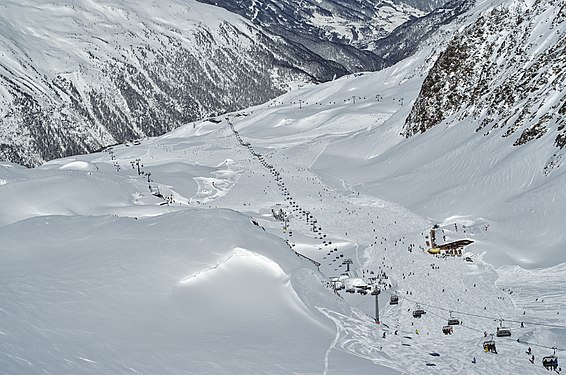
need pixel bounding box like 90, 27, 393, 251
378, 289, 566, 351
407, 298, 566, 351
381, 289, 566, 330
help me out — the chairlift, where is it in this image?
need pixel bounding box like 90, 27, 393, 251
413, 306, 426, 318
447, 311, 460, 326
496, 327, 511, 337
496, 320, 511, 337
442, 326, 453, 335
542, 347, 559, 371
390, 295, 399, 305
483, 340, 497, 354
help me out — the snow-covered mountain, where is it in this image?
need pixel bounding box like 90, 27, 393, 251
195, 0, 477, 68
0, 0, 354, 167
397, 0, 458, 12
1, 0, 565, 373
2, 37, 565, 370
196, 0, 424, 54
370, 0, 475, 64
0, 0, 477, 167
404, 0, 565, 173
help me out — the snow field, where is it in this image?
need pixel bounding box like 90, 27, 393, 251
1, 1, 565, 371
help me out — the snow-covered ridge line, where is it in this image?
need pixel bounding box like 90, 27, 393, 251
0, 0, 351, 167
1, 9, 565, 369
404, 0, 566, 171
196, 0, 425, 53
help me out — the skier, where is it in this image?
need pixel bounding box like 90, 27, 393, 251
472, 357, 476, 364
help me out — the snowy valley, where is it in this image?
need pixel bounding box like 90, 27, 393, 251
0, 0, 471, 167
0, 0, 354, 166
1, 0, 565, 374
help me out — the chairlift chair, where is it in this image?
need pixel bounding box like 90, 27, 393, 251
447, 317, 460, 326
413, 308, 426, 318
483, 340, 497, 354
496, 319, 512, 337
390, 295, 399, 305
542, 355, 559, 370
447, 312, 460, 325
496, 326, 511, 337
442, 326, 453, 335
542, 348, 559, 371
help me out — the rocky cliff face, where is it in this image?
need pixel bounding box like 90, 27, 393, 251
0, 0, 351, 166
403, 0, 565, 171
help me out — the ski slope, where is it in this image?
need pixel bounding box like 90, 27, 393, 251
1, 1, 565, 374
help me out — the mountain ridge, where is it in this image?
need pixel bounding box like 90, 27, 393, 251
403, 0, 565, 172
0, 0, 353, 166
0, 0, 474, 167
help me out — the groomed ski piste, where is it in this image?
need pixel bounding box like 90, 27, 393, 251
1, 0, 565, 374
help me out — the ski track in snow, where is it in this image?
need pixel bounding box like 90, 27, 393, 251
1, 22, 565, 372
190, 166, 242, 204
2, 97, 564, 374
192, 108, 563, 373
221, 110, 564, 373
319, 308, 388, 363
322, 307, 341, 375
